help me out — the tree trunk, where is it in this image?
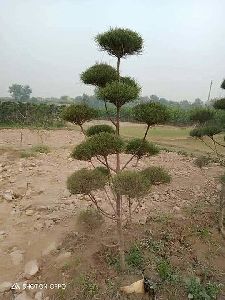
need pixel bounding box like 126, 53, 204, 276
115, 56, 126, 270
219, 184, 225, 238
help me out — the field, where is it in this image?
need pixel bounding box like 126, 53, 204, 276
0, 124, 225, 300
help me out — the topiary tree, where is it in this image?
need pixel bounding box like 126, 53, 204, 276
190, 78, 225, 238
63, 27, 171, 269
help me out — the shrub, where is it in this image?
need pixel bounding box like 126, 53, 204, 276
157, 259, 179, 283
125, 138, 159, 159
194, 156, 210, 169
61, 104, 98, 126
72, 142, 94, 161
213, 98, 225, 110
112, 170, 151, 198
125, 244, 144, 269
31, 144, 50, 154
80, 63, 118, 88
185, 277, 222, 300
141, 166, 171, 185
94, 166, 110, 176
97, 81, 141, 108
86, 124, 115, 136
79, 275, 99, 299
20, 150, 37, 158
77, 208, 104, 231
67, 168, 108, 195
133, 102, 169, 126
190, 109, 214, 124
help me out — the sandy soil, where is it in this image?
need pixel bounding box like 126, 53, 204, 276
0, 128, 224, 297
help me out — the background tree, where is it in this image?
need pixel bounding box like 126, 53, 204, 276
9, 84, 32, 102
190, 78, 225, 237
63, 27, 171, 270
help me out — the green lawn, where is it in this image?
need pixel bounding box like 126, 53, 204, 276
120, 124, 225, 156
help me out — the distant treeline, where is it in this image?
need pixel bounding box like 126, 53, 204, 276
0, 101, 65, 127
0, 95, 223, 128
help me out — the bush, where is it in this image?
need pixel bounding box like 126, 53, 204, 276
86, 124, 115, 136
80, 63, 118, 88
112, 170, 151, 198
186, 277, 222, 300
61, 104, 98, 126
190, 109, 214, 124
72, 133, 124, 161
67, 168, 108, 195
141, 166, 171, 185
125, 244, 144, 269
97, 81, 141, 108
194, 156, 210, 169
125, 138, 159, 159
77, 208, 104, 231
157, 259, 180, 284
31, 144, 50, 154
213, 98, 225, 110
133, 102, 169, 126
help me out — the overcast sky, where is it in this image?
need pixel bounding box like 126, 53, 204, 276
0, 0, 224, 101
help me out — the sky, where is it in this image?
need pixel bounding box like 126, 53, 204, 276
0, 0, 224, 102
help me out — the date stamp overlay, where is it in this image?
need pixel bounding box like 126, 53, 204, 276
11, 282, 67, 291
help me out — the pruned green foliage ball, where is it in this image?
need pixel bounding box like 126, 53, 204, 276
190, 128, 204, 138
77, 208, 104, 231
94, 166, 110, 176
125, 138, 159, 159
95, 27, 143, 58
112, 170, 151, 198
88, 132, 124, 157
72, 132, 124, 161
213, 98, 225, 110
194, 155, 210, 169
72, 141, 94, 161
190, 108, 214, 124
80, 63, 118, 88
61, 104, 98, 126
221, 79, 225, 90
120, 76, 139, 88
97, 81, 140, 108
133, 102, 169, 126
141, 166, 171, 185
86, 124, 115, 136
67, 168, 108, 195
190, 126, 221, 138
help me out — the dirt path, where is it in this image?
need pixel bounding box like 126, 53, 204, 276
0, 128, 223, 293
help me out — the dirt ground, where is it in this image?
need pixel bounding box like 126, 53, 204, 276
0, 127, 225, 300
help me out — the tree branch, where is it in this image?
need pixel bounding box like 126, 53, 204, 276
104, 101, 117, 127
121, 124, 150, 170
88, 193, 115, 220
96, 156, 117, 173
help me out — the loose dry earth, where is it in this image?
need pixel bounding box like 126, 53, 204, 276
0, 127, 225, 300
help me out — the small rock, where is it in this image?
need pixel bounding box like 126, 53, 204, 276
0, 281, 12, 293
35, 291, 43, 300
10, 250, 24, 266
14, 291, 33, 300
42, 242, 57, 256
24, 260, 39, 278
33, 222, 44, 231
0, 230, 6, 236
25, 210, 34, 216
44, 220, 54, 228
2, 190, 13, 201
173, 206, 181, 212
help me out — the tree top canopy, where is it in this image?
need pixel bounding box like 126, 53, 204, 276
61, 104, 98, 126
95, 27, 143, 59
221, 79, 225, 90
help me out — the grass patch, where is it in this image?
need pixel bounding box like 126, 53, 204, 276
77, 208, 104, 231
194, 155, 210, 169
31, 144, 50, 153
125, 244, 144, 270
156, 259, 180, 284
185, 277, 222, 300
